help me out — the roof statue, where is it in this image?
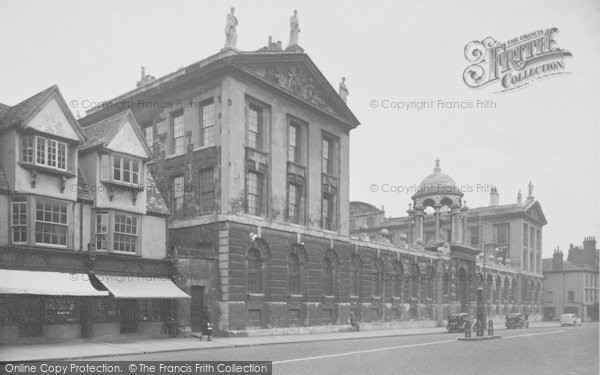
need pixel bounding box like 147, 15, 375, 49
288, 10, 300, 47
224, 7, 238, 49
528, 181, 534, 198
339, 77, 349, 103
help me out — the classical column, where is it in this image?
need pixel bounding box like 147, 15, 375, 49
434, 205, 441, 243
450, 206, 460, 244
407, 205, 414, 244
414, 206, 424, 243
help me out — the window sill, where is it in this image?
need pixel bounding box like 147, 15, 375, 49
111, 250, 140, 256
101, 180, 145, 191
18, 162, 76, 178
288, 294, 304, 302
34, 243, 68, 249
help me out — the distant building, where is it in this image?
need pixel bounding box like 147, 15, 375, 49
542, 237, 599, 321
0, 86, 183, 344
350, 160, 546, 319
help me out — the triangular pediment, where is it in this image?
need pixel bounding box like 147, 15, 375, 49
25, 96, 82, 142
234, 54, 359, 128
107, 118, 150, 159
524, 201, 547, 225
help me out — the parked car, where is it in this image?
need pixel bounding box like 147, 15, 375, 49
560, 313, 582, 326
447, 313, 469, 333
505, 313, 529, 329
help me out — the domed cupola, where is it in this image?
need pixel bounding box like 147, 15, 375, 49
412, 158, 463, 208
407, 158, 469, 247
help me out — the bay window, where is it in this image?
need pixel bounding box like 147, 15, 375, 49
22, 134, 69, 171
102, 154, 143, 186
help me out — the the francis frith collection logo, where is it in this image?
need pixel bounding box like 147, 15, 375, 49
463, 28, 572, 92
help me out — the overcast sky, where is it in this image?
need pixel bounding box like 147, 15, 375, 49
1, 0, 598, 258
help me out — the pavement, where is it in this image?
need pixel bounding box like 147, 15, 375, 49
0, 321, 561, 362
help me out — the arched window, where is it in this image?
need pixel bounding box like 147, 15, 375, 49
486, 274, 493, 303
511, 278, 517, 303
425, 266, 436, 300
288, 253, 301, 295
503, 277, 510, 302
393, 262, 404, 299
410, 264, 420, 300
350, 256, 361, 297
443, 272, 451, 296
496, 276, 502, 303
373, 259, 384, 297
323, 257, 334, 296
521, 279, 529, 304
247, 248, 262, 294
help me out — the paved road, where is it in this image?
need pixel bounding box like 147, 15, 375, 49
88, 324, 599, 375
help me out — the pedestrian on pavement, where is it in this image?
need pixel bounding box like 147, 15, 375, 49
349, 312, 359, 331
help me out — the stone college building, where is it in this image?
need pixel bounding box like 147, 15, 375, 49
0, 10, 546, 340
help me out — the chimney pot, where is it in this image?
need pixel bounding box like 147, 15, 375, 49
490, 187, 499, 206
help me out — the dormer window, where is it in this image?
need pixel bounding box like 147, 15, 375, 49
100, 154, 143, 186
22, 135, 68, 171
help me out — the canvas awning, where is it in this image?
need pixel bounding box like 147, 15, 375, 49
94, 274, 190, 299
0, 269, 109, 296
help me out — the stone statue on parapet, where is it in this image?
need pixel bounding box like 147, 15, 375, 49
339, 77, 349, 103
289, 10, 300, 47
224, 7, 238, 49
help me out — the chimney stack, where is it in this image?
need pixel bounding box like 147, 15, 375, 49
517, 189, 522, 205
490, 187, 499, 206
552, 247, 564, 271
583, 236, 596, 252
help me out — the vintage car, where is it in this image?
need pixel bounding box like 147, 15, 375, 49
505, 313, 529, 329
447, 313, 470, 333
560, 313, 582, 327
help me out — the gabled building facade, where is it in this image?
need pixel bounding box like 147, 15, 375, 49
0, 87, 183, 343
542, 237, 599, 322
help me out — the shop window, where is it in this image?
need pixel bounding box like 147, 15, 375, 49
45, 296, 79, 324
95, 297, 118, 323
139, 300, 164, 321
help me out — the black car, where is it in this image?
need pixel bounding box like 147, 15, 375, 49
447, 313, 469, 333
505, 313, 529, 329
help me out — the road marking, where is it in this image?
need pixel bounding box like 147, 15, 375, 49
272, 339, 455, 364
503, 330, 565, 339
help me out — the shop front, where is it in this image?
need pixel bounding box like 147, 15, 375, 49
91, 274, 190, 337
0, 269, 109, 344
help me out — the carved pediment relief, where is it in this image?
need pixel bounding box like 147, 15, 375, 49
264, 65, 327, 108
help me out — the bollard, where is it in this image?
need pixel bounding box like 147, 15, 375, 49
488, 320, 494, 336
464, 320, 472, 338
